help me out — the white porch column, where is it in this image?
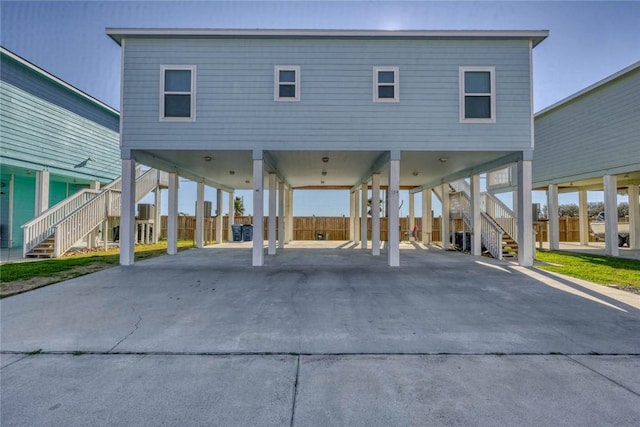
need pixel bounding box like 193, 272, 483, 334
603, 174, 618, 256
547, 184, 559, 251
441, 183, 450, 250
354, 187, 360, 243
579, 189, 589, 246
516, 159, 534, 266
34, 170, 50, 216
421, 189, 432, 244
408, 192, 415, 242
629, 184, 640, 249
119, 160, 136, 265
87, 181, 101, 249
167, 173, 179, 255
227, 190, 234, 242
470, 174, 482, 256
371, 174, 381, 256
388, 156, 400, 266
253, 154, 264, 266
195, 182, 205, 248
285, 188, 293, 243
215, 188, 223, 244
268, 173, 277, 255
278, 181, 285, 249
349, 190, 355, 241
153, 175, 161, 244
361, 182, 368, 249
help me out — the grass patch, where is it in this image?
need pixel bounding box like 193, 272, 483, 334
0, 241, 194, 297
535, 250, 640, 291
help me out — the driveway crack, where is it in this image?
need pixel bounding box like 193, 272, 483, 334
289, 355, 301, 427
109, 306, 142, 353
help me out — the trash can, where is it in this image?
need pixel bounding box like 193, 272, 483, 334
242, 224, 253, 241
113, 225, 120, 242
316, 233, 323, 240
231, 224, 243, 242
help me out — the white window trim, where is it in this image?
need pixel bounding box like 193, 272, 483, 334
459, 66, 496, 123
373, 66, 399, 103
274, 66, 300, 102
160, 65, 197, 122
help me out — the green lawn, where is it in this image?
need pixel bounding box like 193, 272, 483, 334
1, 241, 194, 297
535, 250, 640, 291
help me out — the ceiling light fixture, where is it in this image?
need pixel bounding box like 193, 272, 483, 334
203, 156, 212, 162
229, 170, 235, 175
322, 157, 330, 163
412, 171, 419, 176
245, 180, 250, 184
321, 170, 327, 176
438, 157, 447, 163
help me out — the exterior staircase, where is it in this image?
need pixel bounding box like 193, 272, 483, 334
23, 168, 167, 258
434, 179, 519, 261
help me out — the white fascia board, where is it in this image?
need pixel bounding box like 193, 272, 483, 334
106, 28, 548, 46
535, 60, 640, 118
0, 46, 120, 117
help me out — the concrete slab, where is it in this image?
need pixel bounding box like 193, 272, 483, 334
1, 246, 639, 354
571, 355, 640, 395
294, 355, 640, 427
0, 354, 296, 427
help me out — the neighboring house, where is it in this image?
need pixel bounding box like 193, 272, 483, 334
108, 28, 547, 267
532, 61, 640, 256
0, 46, 121, 251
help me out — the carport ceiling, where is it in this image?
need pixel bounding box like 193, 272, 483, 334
133, 149, 514, 190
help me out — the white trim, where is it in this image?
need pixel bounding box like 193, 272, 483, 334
529, 40, 535, 148
274, 65, 300, 102
159, 65, 197, 121
373, 66, 399, 103
0, 47, 119, 116
106, 29, 549, 47
8, 174, 15, 247
459, 66, 496, 123
536, 60, 640, 117
119, 39, 125, 146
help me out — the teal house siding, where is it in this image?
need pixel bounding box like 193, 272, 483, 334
121, 37, 534, 152
0, 47, 121, 249
533, 62, 640, 186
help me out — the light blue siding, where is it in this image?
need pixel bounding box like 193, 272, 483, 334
11, 175, 35, 247
122, 38, 533, 151
533, 66, 640, 185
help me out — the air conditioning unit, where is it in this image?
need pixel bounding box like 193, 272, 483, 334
138, 204, 155, 220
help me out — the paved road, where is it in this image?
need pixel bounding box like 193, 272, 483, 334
2, 245, 639, 425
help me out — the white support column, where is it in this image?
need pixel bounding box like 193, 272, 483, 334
354, 187, 360, 243
388, 158, 400, 267
547, 184, 559, 251
516, 160, 534, 266
361, 182, 368, 249
87, 181, 101, 249
167, 173, 179, 255
408, 192, 415, 242
216, 188, 223, 244
119, 160, 136, 265
441, 183, 450, 250
603, 174, 618, 256
278, 181, 285, 249
153, 174, 161, 244
284, 188, 292, 243
228, 190, 234, 242
195, 182, 205, 248
349, 190, 355, 242
34, 170, 50, 216
268, 173, 277, 255
422, 188, 432, 244
371, 174, 381, 256
579, 189, 589, 246
629, 185, 640, 249
470, 174, 482, 256
253, 156, 264, 266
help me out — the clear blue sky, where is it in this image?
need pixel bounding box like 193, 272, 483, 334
2, 1, 638, 216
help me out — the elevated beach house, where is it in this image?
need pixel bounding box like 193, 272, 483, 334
107, 29, 547, 267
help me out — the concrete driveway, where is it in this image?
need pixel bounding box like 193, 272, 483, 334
2, 243, 639, 426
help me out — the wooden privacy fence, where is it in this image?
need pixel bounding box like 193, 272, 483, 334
157, 215, 465, 242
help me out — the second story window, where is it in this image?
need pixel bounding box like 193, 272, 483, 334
160, 65, 196, 121
373, 67, 399, 102
460, 66, 495, 123
274, 66, 300, 102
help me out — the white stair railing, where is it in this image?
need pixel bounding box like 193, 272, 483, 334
482, 192, 518, 243
480, 212, 504, 261
22, 189, 100, 256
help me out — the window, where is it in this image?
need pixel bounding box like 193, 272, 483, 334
460, 66, 495, 122
274, 66, 300, 101
160, 65, 196, 121
373, 67, 399, 102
